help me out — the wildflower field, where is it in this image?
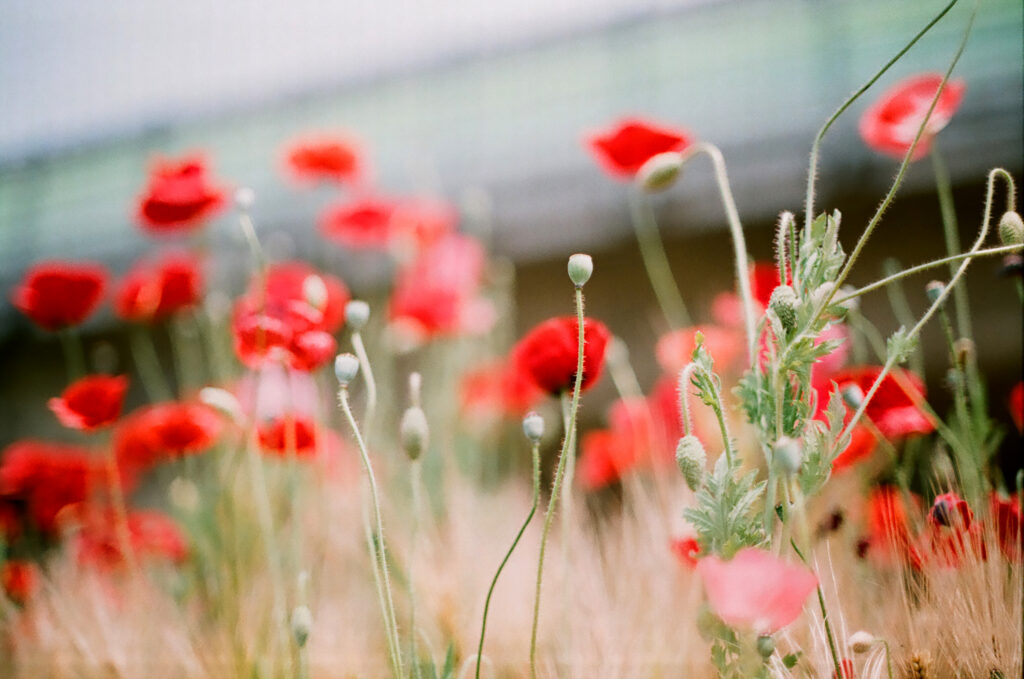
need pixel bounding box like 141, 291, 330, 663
1, 1, 1022, 678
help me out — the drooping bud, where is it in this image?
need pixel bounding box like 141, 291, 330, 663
345, 300, 370, 330
334, 353, 359, 386
998, 211, 1024, 246
303, 275, 328, 311
675, 435, 707, 491
199, 387, 244, 423
840, 384, 864, 410
773, 436, 802, 475
636, 151, 684, 193
567, 253, 594, 288
925, 280, 945, 304
756, 634, 776, 659
769, 285, 798, 331
235, 187, 256, 211
290, 605, 312, 648
522, 411, 545, 443
848, 630, 876, 654
400, 406, 429, 461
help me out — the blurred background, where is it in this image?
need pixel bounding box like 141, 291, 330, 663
1, 0, 1021, 446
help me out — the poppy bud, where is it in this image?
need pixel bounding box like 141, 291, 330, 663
841, 384, 864, 409
756, 634, 775, 659
998, 211, 1024, 246
675, 434, 707, 491
235, 187, 255, 210
773, 436, 802, 474
334, 353, 359, 386
769, 285, 799, 331
302, 275, 328, 311
848, 630, 875, 654
567, 253, 593, 288
400, 406, 429, 461
522, 411, 545, 443
291, 605, 312, 648
345, 300, 370, 330
636, 151, 684, 193
925, 280, 945, 304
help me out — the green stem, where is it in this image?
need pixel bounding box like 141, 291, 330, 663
529, 287, 586, 678
931, 146, 973, 342
59, 328, 87, 382
475, 441, 541, 679
791, 539, 842, 679
627, 189, 691, 329
129, 326, 173, 402
338, 388, 403, 679
881, 258, 925, 380
351, 330, 378, 433
803, 0, 960, 233
409, 460, 424, 679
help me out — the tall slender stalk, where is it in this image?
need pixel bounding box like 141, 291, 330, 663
58, 328, 87, 382
627, 189, 691, 329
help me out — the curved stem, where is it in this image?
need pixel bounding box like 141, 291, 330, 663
681, 142, 757, 363
677, 363, 698, 437
529, 287, 586, 678
803, 0, 960, 233
627, 188, 691, 329
351, 331, 378, 432
339, 388, 403, 679
475, 441, 541, 679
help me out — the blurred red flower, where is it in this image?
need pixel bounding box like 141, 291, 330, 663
656, 325, 744, 376
511, 316, 611, 396
74, 509, 188, 569
830, 424, 877, 471
585, 117, 692, 179
829, 366, 933, 439
319, 197, 398, 249
136, 155, 227, 233
928, 491, 973, 530
390, 200, 458, 255
0, 441, 102, 533
48, 374, 129, 432
924, 493, 986, 568
257, 415, 321, 458
578, 399, 650, 491
460, 359, 545, 420
114, 402, 222, 472
990, 492, 1022, 561
696, 548, 817, 633
862, 486, 922, 569
284, 134, 362, 184
1009, 382, 1023, 434
115, 251, 203, 322
232, 262, 349, 371
859, 73, 965, 162
1, 560, 39, 605
833, 658, 856, 679
670, 537, 701, 569
389, 233, 495, 344
11, 260, 108, 332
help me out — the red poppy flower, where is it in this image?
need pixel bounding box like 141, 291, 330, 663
319, 197, 399, 249
829, 366, 933, 439
511, 316, 611, 396
990, 492, 1022, 561
861, 487, 923, 569
830, 424, 877, 471
0, 440, 102, 533
115, 251, 203, 322
922, 495, 986, 567
696, 548, 817, 633
284, 134, 362, 184
579, 426, 641, 491
859, 74, 966, 161
0, 501, 19, 542
928, 491, 973, 530
136, 155, 227, 233
460, 359, 545, 420
389, 234, 495, 344
11, 260, 108, 332
257, 415, 321, 458
231, 262, 349, 371
585, 117, 692, 179
1, 560, 39, 605
74, 509, 188, 569
670, 536, 701, 569
48, 374, 129, 432
114, 402, 222, 472
1009, 382, 1023, 434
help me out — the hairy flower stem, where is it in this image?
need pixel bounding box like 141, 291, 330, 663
475, 440, 541, 679
529, 287, 586, 679
628, 188, 691, 329
791, 539, 842, 679
339, 387, 403, 679
58, 328, 87, 382
351, 330, 378, 432
803, 0, 960, 234
409, 460, 424, 679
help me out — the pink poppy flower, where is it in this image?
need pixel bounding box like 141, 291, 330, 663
859, 73, 965, 161
696, 548, 817, 633
584, 117, 692, 179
